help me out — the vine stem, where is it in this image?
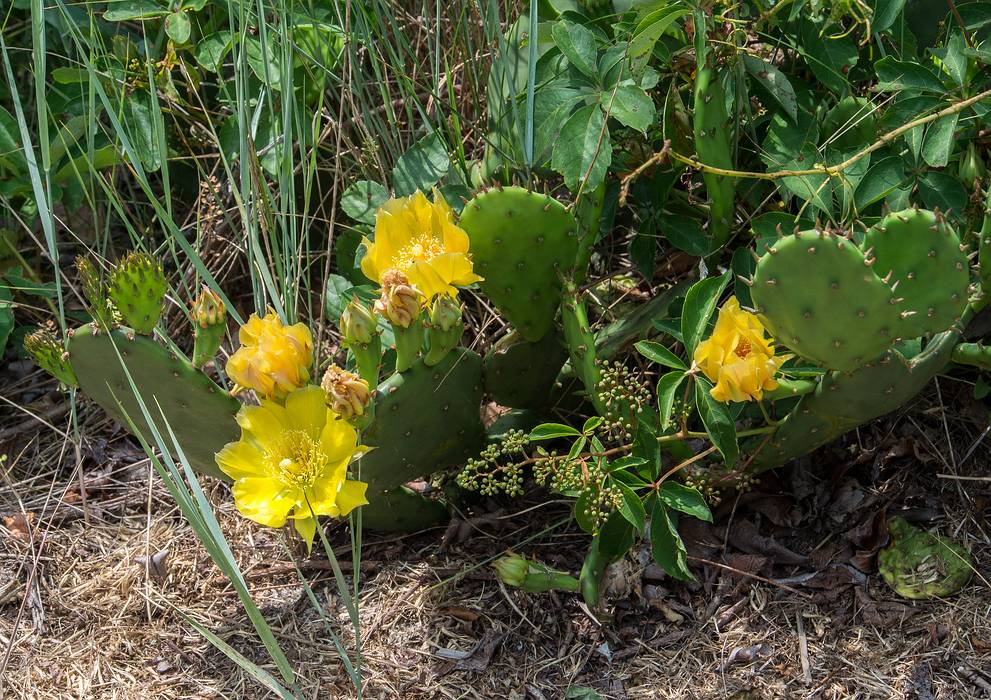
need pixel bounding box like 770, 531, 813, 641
619, 87, 991, 201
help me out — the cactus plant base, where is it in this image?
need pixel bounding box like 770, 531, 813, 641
68, 325, 240, 479
483, 330, 568, 409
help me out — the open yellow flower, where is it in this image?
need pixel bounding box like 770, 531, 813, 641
216, 386, 368, 547
693, 296, 788, 403
360, 189, 482, 301
227, 311, 313, 400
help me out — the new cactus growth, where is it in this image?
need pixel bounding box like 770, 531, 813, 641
561, 281, 605, 414
66, 325, 241, 478
190, 285, 226, 368
483, 330, 568, 409
460, 186, 579, 342
24, 326, 77, 387
107, 252, 166, 335
424, 294, 464, 366
693, 65, 735, 249
76, 256, 116, 330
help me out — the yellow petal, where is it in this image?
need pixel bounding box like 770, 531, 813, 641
320, 417, 358, 464
335, 480, 369, 516
215, 439, 265, 480
293, 513, 317, 550
360, 236, 382, 284
285, 385, 329, 438
231, 477, 298, 527
406, 259, 452, 300
429, 252, 482, 287
235, 403, 287, 451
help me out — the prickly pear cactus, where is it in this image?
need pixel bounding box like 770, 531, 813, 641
107, 252, 167, 335
67, 325, 240, 478
75, 256, 116, 330
693, 65, 735, 249
358, 348, 485, 531
751, 227, 901, 371
878, 517, 973, 599
24, 327, 78, 387
483, 330, 568, 409
460, 186, 579, 342
863, 208, 969, 338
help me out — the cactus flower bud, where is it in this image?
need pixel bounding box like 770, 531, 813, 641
424, 295, 464, 366
492, 554, 529, 587
492, 553, 580, 593
191, 286, 227, 368
320, 364, 372, 420
374, 269, 422, 328
24, 325, 77, 387
960, 142, 985, 188
341, 297, 378, 347
429, 294, 462, 332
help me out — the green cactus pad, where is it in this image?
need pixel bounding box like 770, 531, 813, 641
358, 347, 485, 530
483, 330, 568, 409
864, 208, 969, 338
693, 65, 736, 248
107, 252, 167, 335
879, 517, 973, 599
460, 186, 579, 342
24, 327, 78, 387
751, 229, 900, 371
67, 325, 240, 479
821, 96, 876, 150
561, 281, 605, 414
358, 486, 449, 533
748, 330, 958, 472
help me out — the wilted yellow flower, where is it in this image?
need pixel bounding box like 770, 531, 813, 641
693, 297, 788, 403
374, 269, 422, 328
226, 311, 313, 400
361, 189, 482, 301
320, 364, 372, 420
216, 386, 368, 547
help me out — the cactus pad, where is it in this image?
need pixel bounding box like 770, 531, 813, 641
693, 66, 736, 248
358, 348, 485, 528
359, 486, 449, 532
483, 330, 568, 409
864, 208, 969, 338
460, 186, 579, 342
107, 252, 167, 335
751, 229, 900, 371
67, 325, 240, 479
24, 327, 78, 387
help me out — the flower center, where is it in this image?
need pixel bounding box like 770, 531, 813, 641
734, 338, 752, 359
392, 234, 444, 271
267, 429, 327, 487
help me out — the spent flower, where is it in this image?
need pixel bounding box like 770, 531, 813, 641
374, 269, 422, 328
320, 364, 372, 420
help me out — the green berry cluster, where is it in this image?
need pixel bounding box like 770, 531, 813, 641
596, 359, 651, 441
533, 448, 623, 534
456, 429, 529, 497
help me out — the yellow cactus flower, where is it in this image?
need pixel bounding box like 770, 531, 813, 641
360, 189, 482, 301
226, 311, 313, 400
693, 296, 788, 403
216, 386, 368, 547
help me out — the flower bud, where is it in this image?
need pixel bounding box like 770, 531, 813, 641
24, 325, 77, 387
960, 142, 985, 188
320, 364, 372, 420
374, 269, 422, 328
191, 285, 226, 327
429, 294, 462, 332
340, 297, 378, 347
492, 554, 529, 588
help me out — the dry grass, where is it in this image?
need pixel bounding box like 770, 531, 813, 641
1, 378, 990, 699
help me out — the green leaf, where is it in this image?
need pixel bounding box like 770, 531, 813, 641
854, 155, 910, 210
635, 340, 687, 370
742, 55, 797, 122
875, 57, 944, 92
695, 377, 738, 465
661, 214, 711, 256
341, 180, 388, 225
244, 35, 283, 88
917, 171, 967, 218
582, 416, 603, 434
122, 92, 162, 172
628, 5, 690, 76
658, 482, 712, 522
565, 686, 604, 700
196, 31, 233, 73
632, 414, 662, 479
681, 271, 730, 356
103, 0, 167, 21
935, 32, 968, 86
165, 11, 190, 43
872, 0, 907, 32
0, 286, 13, 356
607, 85, 655, 134
529, 423, 582, 441
921, 114, 959, 168
649, 498, 693, 581
551, 104, 611, 192
778, 144, 834, 214
551, 19, 598, 80
0, 106, 26, 173
51, 67, 88, 84
656, 370, 686, 431
798, 19, 857, 96
392, 132, 450, 197
615, 481, 646, 532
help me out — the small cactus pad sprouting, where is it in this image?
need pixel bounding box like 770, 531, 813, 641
68, 325, 240, 478
460, 186, 579, 342
863, 208, 969, 338
751, 229, 900, 371
75, 256, 116, 330
879, 517, 973, 600
107, 252, 167, 335
24, 326, 78, 387
483, 330, 568, 409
